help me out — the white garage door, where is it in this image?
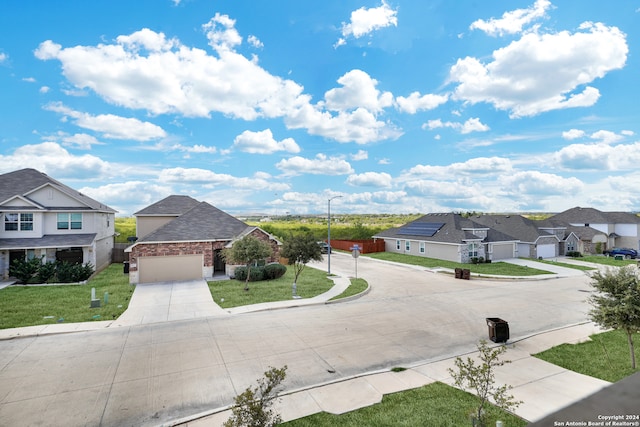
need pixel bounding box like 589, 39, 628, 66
536, 244, 556, 259
491, 243, 514, 260
138, 255, 203, 283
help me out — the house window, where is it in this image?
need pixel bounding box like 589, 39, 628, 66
396, 240, 401, 250
567, 241, 576, 252
468, 242, 478, 257
4, 213, 33, 231
405, 240, 411, 252
420, 242, 425, 254
57, 213, 82, 230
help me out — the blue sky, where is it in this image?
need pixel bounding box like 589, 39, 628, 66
1, 1, 638, 216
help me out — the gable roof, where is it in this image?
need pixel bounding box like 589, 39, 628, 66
0, 168, 116, 213
137, 201, 250, 243
472, 214, 556, 243
134, 195, 201, 216
548, 207, 640, 224
374, 213, 511, 244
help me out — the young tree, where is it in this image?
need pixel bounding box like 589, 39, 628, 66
448, 340, 521, 427
223, 235, 273, 291
589, 265, 640, 369
280, 233, 323, 297
224, 365, 288, 427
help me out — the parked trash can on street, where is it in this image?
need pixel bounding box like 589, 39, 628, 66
455, 268, 463, 279
486, 317, 509, 343
123, 261, 130, 274
462, 268, 471, 280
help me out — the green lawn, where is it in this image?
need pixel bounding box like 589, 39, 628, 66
329, 278, 368, 301
534, 329, 640, 382
0, 263, 133, 329
365, 252, 553, 276
534, 258, 596, 271
208, 266, 334, 308
579, 255, 638, 267
283, 381, 526, 427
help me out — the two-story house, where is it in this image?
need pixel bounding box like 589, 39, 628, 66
0, 168, 117, 279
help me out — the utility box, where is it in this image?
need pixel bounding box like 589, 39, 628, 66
486, 317, 509, 343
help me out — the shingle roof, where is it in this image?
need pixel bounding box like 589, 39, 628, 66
0, 168, 116, 213
137, 201, 250, 243
472, 214, 555, 243
0, 233, 97, 249
134, 195, 201, 216
548, 207, 640, 224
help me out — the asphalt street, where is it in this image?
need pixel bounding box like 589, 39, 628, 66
0, 254, 594, 426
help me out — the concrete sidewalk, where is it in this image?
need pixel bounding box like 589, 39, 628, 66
179, 322, 610, 426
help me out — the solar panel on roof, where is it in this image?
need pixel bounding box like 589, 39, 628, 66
397, 222, 444, 237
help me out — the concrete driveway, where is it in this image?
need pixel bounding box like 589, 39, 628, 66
0, 254, 596, 426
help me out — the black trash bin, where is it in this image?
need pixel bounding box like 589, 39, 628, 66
123, 261, 130, 274
455, 268, 463, 279
486, 317, 509, 343
462, 268, 471, 280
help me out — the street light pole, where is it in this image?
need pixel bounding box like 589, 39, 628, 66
327, 195, 342, 275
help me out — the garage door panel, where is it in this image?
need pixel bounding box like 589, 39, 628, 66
491, 244, 514, 260
138, 255, 203, 283
537, 244, 556, 259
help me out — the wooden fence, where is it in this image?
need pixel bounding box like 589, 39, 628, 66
112, 243, 130, 263
328, 239, 385, 254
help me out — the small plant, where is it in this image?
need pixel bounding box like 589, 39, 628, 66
224, 365, 288, 427
37, 261, 57, 283
566, 251, 583, 258
264, 263, 287, 280
10, 257, 43, 283
448, 340, 522, 427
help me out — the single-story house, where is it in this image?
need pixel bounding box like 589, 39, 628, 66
126, 195, 281, 284
373, 212, 563, 263
0, 168, 117, 278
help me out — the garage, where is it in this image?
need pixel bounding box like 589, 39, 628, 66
536, 244, 556, 259
138, 254, 203, 283
490, 243, 515, 260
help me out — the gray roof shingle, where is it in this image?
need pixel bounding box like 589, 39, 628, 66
134, 195, 201, 216
0, 168, 116, 213
548, 207, 640, 224
137, 201, 250, 243
0, 233, 98, 249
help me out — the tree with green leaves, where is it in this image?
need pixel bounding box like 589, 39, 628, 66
280, 233, 323, 297
223, 235, 273, 291
448, 340, 521, 427
589, 265, 640, 369
224, 365, 287, 427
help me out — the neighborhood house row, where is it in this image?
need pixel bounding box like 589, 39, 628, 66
1, 168, 639, 283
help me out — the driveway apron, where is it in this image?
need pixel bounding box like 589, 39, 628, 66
112, 279, 228, 326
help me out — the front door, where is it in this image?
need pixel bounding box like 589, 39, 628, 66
213, 249, 225, 273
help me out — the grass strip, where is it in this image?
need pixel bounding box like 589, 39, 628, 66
282, 381, 526, 427
365, 252, 553, 276
0, 263, 133, 329
329, 278, 368, 301
208, 266, 333, 309
534, 329, 640, 382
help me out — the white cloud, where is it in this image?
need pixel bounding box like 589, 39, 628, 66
322, 69, 393, 113
562, 129, 585, 140
247, 35, 263, 49
55, 132, 103, 150
590, 130, 623, 144
346, 171, 392, 188
79, 181, 170, 215
0, 52, 7, 63
34, 18, 400, 145
449, 22, 628, 117
338, 1, 398, 44
0, 142, 111, 179
500, 170, 583, 195
425, 117, 489, 134
405, 157, 513, 178
44, 102, 166, 141
395, 92, 449, 114
158, 167, 289, 191
470, 0, 552, 36
22, 77, 36, 83
276, 154, 354, 176
351, 150, 368, 161
555, 141, 640, 171
232, 129, 300, 154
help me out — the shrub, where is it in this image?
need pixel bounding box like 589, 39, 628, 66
234, 266, 265, 282
264, 263, 287, 280
54, 261, 94, 283
566, 251, 583, 258
37, 261, 57, 283
9, 257, 42, 283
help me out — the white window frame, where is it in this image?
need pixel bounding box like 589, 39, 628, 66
4, 212, 33, 231
396, 240, 401, 250
419, 242, 425, 254
468, 242, 478, 257
57, 213, 83, 230
405, 240, 411, 252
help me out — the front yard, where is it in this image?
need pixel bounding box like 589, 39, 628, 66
0, 263, 133, 329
